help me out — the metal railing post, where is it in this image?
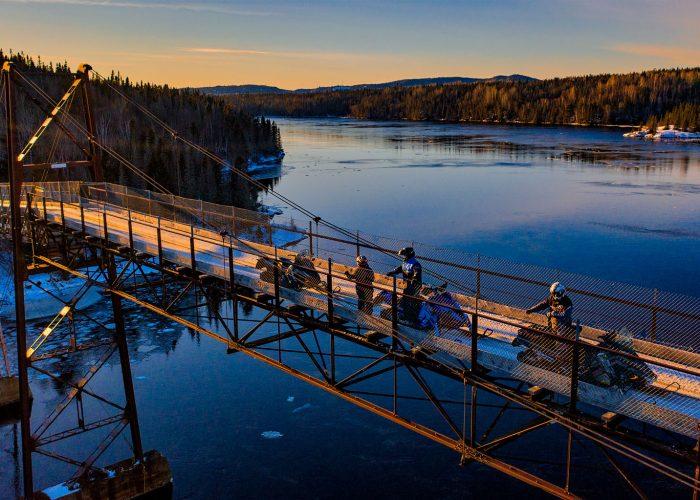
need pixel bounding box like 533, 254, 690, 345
156, 216, 166, 306
59, 197, 65, 229
327, 258, 335, 384
127, 209, 134, 250
470, 312, 479, 372
274, 246, 282, 361
228, 241, 239, 340
190, 225, 196, 272
80, 204, 86, 234
392, 275, 398, 413
156, 216, 163, 266
470, 386, 478, 447
102, 207, 109, 245
309, 220, 314, 257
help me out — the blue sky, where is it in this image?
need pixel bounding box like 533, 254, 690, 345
1, 0, 698, 87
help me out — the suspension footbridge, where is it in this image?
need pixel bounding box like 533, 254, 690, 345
1, 61, 699, 499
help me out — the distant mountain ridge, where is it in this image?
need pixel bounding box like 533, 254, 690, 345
199, 74, 535, 95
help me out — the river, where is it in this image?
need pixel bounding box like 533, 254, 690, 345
1, 118, 699, 499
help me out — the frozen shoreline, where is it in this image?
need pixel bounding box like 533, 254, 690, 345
624, 128, 700, 141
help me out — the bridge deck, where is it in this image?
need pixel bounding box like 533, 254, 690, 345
19, 195, 699, 440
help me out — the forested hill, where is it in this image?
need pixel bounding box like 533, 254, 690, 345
0, 51, 283, 209
227, 68, 700, 130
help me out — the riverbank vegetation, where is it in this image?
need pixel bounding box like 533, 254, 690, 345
0, 50, 282, 208
228, 68, 700, 130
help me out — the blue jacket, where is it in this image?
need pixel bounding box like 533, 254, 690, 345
389, 257, 423, 288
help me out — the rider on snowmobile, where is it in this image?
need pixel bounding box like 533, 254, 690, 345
526, 282, 573, 331
388, 247, 423, 323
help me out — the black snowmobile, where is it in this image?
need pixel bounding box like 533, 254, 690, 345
256, 253, 325, 292
581, 329, 657, 390
513, 325, 656, 390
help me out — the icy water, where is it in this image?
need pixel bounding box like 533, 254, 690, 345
2, 119, 700, 499
262, 118, 700, 294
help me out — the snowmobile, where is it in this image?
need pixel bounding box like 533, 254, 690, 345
289, 253, 324, 291
420, 282, 471, 331
374, 282, 470, 334
513, 324, 657, 390
256, 253, 326, 293
256, 256, 298, 289
581, 328, 657, 390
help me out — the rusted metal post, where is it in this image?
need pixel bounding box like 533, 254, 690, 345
470, 312, 478, 372
693, 434, 699, 500
102, 207, 109, 245
59, 197, 67, 258
308, 220, 314, 257
327, 258, 335, 384
470, 386, 478, 447
127, 209, 134, 250
569, 321, 581, 413
106, 251, 144, 461
77, 64, 103, 182
80, 204, 86, 234
59, 197, 65, 228
274, 246, 282, 361
228, 241, 239, 340
565, 429, 573, 491
3, 60, 34, 499
391, 276, 399, 338
156, 216, 163, 266
392, 275, 398, 413
190, 225, 196, 272
156, 216, 165, 305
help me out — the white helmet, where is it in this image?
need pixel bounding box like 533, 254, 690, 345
550, 282, 566, 298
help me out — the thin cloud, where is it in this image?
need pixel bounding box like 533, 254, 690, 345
610, 43, 700, 64
183, 47, 384, 61
0, 0, 274, 15
185, 48, 271, 56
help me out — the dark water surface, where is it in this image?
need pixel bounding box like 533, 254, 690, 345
2, 119, 699, 499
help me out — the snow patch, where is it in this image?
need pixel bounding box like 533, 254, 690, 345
292, 403, 313, 414
624, 126, 700, 141
43, 482, 79, 499
261, 431, 284, 439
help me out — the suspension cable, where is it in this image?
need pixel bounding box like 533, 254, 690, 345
90, 71, 478, 295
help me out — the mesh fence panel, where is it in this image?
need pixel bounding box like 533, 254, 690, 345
8, 181, 700, 438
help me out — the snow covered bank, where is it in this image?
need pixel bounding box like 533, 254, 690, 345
624, 126, 700, 141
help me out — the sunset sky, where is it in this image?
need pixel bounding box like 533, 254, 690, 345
1, 0, 699, 88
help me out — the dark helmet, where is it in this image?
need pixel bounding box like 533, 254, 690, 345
398, 247, 415, 259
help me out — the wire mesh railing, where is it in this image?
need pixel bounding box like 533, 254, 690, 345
4, 181, 700, 439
